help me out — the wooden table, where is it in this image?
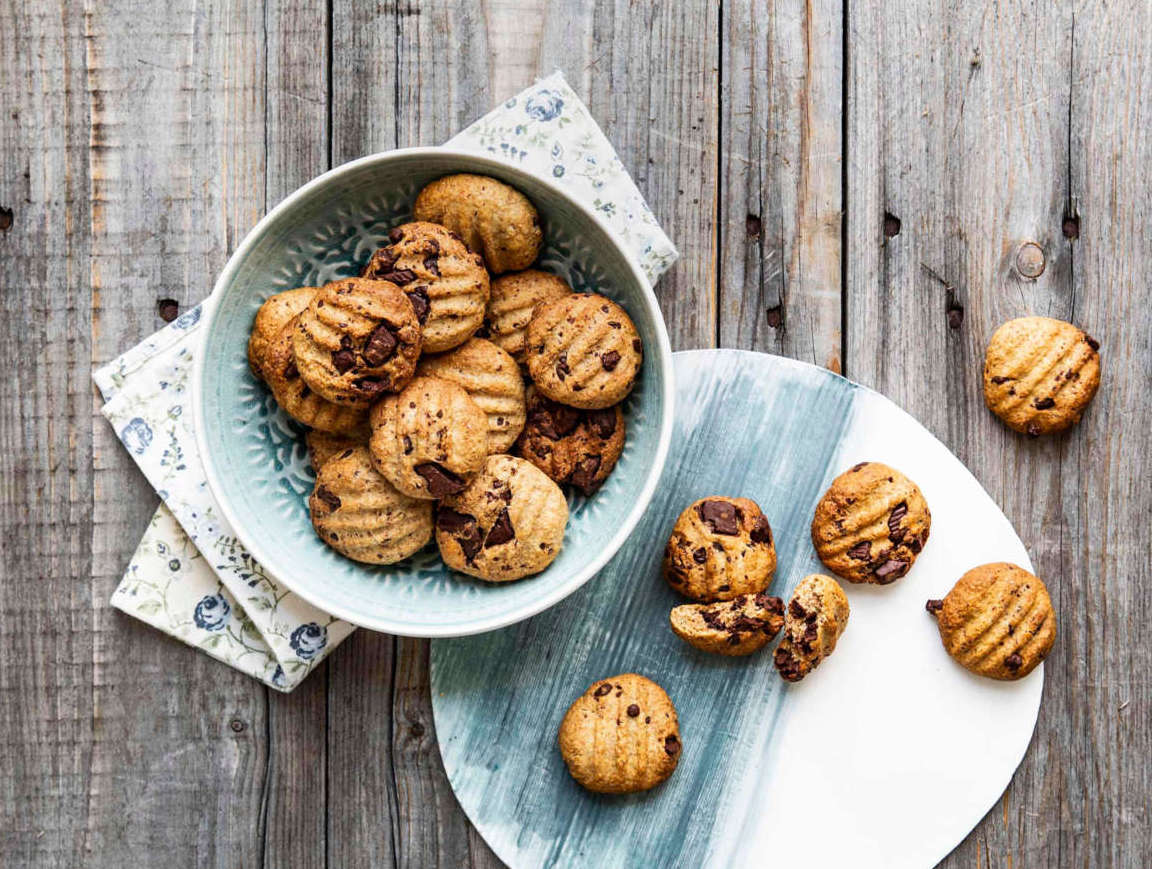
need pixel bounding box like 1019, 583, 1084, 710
3, 1, 1149, 866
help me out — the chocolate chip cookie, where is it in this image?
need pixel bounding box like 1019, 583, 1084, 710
983, 316, 1101, 437
810, 461, 931, 584
363, 221, 491, 353
557, 673, 681, 794
662, 497, 776, 602
525, 293, 643, 409
486, 269, 571, 362
293, 277, 423, 408
305, 429, 366, 471
413, 174, 542, 274
308, 446, 434, 564
247, 286, 318, 380
515, 386, 625, 494
435, 454, 567, 582
368, 375, 489, 500
926, 562, 1055, 680
670, 591, 785, 656
773, 574, 850, 682
417, 337, 526, 454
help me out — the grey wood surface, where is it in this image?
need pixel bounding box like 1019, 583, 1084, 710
1, 1, 1148, 866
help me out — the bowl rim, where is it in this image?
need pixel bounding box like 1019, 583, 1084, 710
192, 146, 675, 637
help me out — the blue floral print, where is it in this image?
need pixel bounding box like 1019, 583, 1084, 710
525, 89, 564, 121
120, 418, 153, 455
290, 623, 328, 660
193, 594, 231, 631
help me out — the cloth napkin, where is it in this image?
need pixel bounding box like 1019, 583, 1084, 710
95, 71, 679, 691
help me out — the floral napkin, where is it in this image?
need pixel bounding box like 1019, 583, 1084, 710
95, 71, 678, 691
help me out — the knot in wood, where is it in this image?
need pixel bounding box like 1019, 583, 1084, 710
1014, 242, 1046, 279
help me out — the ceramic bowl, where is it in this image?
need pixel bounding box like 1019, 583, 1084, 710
192, 148, 674, 636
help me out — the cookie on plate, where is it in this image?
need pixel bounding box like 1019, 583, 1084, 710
525, 293, 643, 409
557, 673, 681, 794
308, 446, 433, 564
670, 591, 785, 656
515, 386, 625, 494
773, 574, 850, 682
982, 316, 1101, 437
486, 269, 572, 362
247, 286, 318, 380
305, 429, 366, 471
293, 277, 423, 408
368, 375, 488, 500
417, 337, 526, 454
435, 454, 567, 582
363, 221, 491, 353
926, 562, 1055, 680
810, 461, 930, 585
264, 317, 370, 436
413, 174, 542, 274
662, 497, 776, 602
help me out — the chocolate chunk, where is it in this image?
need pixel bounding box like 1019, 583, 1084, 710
909, 534, 925, 554
872, 559, 909, 583
555, 352, 571, 382
600, 350, 621, 371
727, 634, 742, 646
388, 227, 404, 243
403, 435, 413, 455
569, 455, 602, 492
850, 461, 868, 472
415, 462, 467, 497
696, 500, 740, 536
423, 254, 440, 276
365, 249, 397, 276
888, 502, 908, 533
1033, 397, 1055, 410
362, 322, 398, 366
1085, 335, 1100, 351
692, 546, 707, 564
353, 378, 387, 398
632, 338, 642, 353
717, 584, 730, 592
990, 375, 1012, 385
847, 540, 872, 560
663, 735, 680, 756
774, 647, 802, 681
314, 486, 341, 510
380, 268, 417, 286
437, 507, 482, 561
593, 683, 612, 698
530, 399, 581, 440
587, 409, 617, 439
157, 298, 180, 322
1005, 652, 1023, 671
729, 616, 765, 634
789, 600, 807, 620
701, 609, 725, 630
484, 508, 515, 548
332, 348, 356, 373
749, 514, 772, 544
754, 592, 784, 615
925, 598, 944, 615
626, 704, 640, 717
406, 287, 430, 323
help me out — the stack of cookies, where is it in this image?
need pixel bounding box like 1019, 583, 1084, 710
246, 173, 644, 582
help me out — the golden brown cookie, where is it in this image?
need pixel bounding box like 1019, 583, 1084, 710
557, 673, 681, 794
417, 338, 526, 454
662, 497, 776, 602
308, 446, 433, 564
435, 455, 567, 582
525, 293, 643, 409
263, 317, 370, 436
926, 563, 1055, 680
773, 574, 850, 682
486, 269, 572, 362
363, 221, 490, 353
247, 286, 319, 380
515, 386, 625, 494
413, 174, 542, 274
368, 376, 488, 500
810, 461, 931, 585
305, 430, 366, 471
292, 277, 423, 408
669, 591, 785, 656
983, 316, 1101, 437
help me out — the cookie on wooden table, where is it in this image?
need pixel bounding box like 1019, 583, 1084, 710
305, 429, 366, 471
525, 293, 643, 410
515, 386, 625, 494
417, 337, 526, 454
982, 316, 1101, 437
810, 461, 930, 585
773, 574, 850, 683
368, 376, 488, 500
435, 455, 567, 582
926, 562, 1055, 680
486, 269, 572, 362
662, 497, 776, 602
308, 446, 433, 564
247, 286, 318, 380
292, 277, 423, 408
558, 673, 681, 794
363, 221, 490, 353
413, 174, 542, 274
670, 591, 785, 656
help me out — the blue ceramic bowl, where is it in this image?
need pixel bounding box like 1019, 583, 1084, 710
193, 148, 674, 636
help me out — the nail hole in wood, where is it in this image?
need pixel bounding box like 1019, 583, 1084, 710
765, 306, 783, 329
230, 718, 246, 733
0, 206, 12, 231
158, 298, 180, 322
883, 212, 901, 238
409, 721, 425, 738
745, 213, 762, 238
1063, 215, 1080, 240
946, 305, 964, 329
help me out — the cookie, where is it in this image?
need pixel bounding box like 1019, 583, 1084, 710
515, 386, 625, 494
435, 454, 567, 582
305, 430, 366, 471
557, 673, 681, 794
292, 277, 423, 408
773, 574, 850, 682
263, 317, 370, 436
413, 174, 542, 274
669, 591, 785, 656
308, 446, 433, 564
363, 221, 490, 353
486, 269, 571, 362
368, 376, 488, 500
926, 562, 1055, 680
247, 286, 318, 380
810, 461, 930, 584
417, 338, 526, 454
525, 293, 643, 409
983, 316, 1101, 437
662, 497, 776, 602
